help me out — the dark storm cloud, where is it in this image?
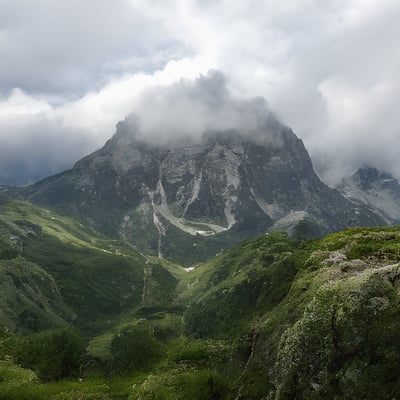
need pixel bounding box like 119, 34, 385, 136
0, 114, 94, 185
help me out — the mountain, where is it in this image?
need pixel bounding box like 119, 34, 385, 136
18, 116, 384, 264
337, 167, 400, 225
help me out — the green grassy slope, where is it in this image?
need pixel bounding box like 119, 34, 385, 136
0, 201, 178, 332
172, 228, 400, 399
177, 232, 309, 338
1, 206, 400, 399
236, 227, 400, 399
0, 258, 75, 333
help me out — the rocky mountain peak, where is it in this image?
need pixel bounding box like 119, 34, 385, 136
18, 120, 385, 264
337, 167, 400, 225
350, 167, 399, 191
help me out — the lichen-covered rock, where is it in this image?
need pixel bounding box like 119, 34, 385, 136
273, 262, 400, 399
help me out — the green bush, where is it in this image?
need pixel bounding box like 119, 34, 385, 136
110, 322, 161, 373
179, 369, 230, 400
166, 337, 213, 363
14, 328, 86, 382
50, 391, 111, 400
0, 239, 19, 260
129, 369, 230, 400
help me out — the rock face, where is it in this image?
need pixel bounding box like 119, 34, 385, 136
337, 167, 400, 225
20, 118, 384, 264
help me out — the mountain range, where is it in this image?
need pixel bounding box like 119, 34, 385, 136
10, 113, 390, 264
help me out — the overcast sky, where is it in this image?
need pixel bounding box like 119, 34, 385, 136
0, 0, 399, 185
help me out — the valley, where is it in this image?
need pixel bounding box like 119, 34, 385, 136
0, 200, 400, 399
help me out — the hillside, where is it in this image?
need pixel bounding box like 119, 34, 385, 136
180, 227, 400, 399
0, 201, 178, 333
0, 209, 399, 398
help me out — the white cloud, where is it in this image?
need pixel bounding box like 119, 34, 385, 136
0, 89, 52, 117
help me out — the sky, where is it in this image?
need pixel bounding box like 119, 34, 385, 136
0, 0, 399, 186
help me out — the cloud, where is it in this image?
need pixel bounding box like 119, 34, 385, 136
0, 70, 279, 185
1, 0, 400, 185
123, 71, 280, 146
171, 0, 400, 184
310, 77, 400, 184
0, 90, 93, 185
0, 0, 186, 96
0, 56, 213, 185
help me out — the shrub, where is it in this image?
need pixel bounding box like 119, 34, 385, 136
179, 370, 230, 400
14, 328, 86, 382
110, 322, 161, 373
